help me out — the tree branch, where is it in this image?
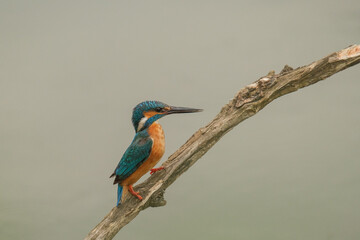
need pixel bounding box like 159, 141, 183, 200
85, 45, 360, 240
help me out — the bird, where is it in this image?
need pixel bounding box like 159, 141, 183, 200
110, 100, 202, 206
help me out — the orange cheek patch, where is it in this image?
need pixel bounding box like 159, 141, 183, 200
144, 111, 158, 118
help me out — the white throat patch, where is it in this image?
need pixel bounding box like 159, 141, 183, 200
137, 117, 148, 132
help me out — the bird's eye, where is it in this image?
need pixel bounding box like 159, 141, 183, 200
155, 107, 163, 112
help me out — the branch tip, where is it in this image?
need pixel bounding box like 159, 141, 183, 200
337, 44, 360, 60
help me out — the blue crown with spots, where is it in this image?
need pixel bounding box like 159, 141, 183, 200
131, 101, 168, 131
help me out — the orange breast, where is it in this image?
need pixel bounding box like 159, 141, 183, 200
122, 122, 165, 186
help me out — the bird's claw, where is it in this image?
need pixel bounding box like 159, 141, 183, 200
129, 185, 143, 200
150, 167, 164, 175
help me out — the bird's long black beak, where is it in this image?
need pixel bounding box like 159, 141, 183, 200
166, 106, 203, 115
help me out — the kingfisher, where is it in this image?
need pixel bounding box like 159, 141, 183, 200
110, 100, 202, 206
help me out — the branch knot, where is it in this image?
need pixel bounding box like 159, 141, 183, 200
148, 189, 167, 208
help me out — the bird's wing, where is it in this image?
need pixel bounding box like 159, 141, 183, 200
111, 132, 153, 184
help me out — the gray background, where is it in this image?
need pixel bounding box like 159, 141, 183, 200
1, 1, 359, 239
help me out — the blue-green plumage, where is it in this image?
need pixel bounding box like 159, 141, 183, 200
111, 130, 153, 205
114, 131, 153, 182
117, 185, 123, 206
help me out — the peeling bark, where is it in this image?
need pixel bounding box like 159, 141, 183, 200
85, 45, 360, 240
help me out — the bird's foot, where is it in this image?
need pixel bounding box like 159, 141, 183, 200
150, 166, 164, 175
129, 185, 142, 200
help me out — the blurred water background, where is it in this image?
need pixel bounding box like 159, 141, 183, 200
1, 1, 360, 239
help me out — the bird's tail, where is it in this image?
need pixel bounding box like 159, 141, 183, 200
116, 185, 128, 206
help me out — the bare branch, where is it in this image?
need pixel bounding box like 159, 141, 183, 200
85, 45, 360, 240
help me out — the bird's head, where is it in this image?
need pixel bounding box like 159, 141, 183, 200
132, 100, 202, 132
